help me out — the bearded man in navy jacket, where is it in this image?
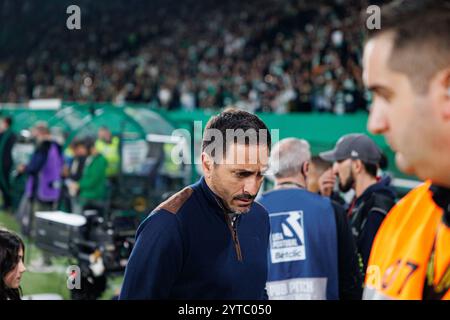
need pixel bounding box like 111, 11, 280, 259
120, 108, 272, 300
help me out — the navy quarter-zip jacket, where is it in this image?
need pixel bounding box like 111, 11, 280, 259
119, 177, 270, 300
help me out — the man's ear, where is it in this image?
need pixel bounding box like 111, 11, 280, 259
201, 152, 213, 177
434, 68, 450, 121
303, 161, 310, 177
352, 159, 363, 174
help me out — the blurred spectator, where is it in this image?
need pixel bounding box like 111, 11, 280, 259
69, 139, 108, 215
65, 139, 88, 182
17, 122, 64, 211
61, 138, 88, 212
0, 229, 26, 301
307, 155, 346, 206
307, 155, 333, 194
95, 126, 120, 178
0, 117, 16, 211
320, 134, 396, 274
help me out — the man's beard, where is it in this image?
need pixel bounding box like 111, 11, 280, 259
229, 193, 256, 214
339, 172, 355, 193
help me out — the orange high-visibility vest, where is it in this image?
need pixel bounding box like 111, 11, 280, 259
364, 181, 450, 300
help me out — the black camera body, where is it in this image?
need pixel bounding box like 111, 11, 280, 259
34, 210, 136, 299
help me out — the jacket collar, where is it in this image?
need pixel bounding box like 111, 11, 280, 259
199, 176, 227, 208
198, 176, 239, 220
355, 176, 395, 205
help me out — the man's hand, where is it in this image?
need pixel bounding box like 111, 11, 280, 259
318, 168, 336, 197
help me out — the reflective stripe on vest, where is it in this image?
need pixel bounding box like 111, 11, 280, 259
364, 181, 450, 300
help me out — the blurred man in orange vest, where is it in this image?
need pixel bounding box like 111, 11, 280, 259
362, 0, 450, 299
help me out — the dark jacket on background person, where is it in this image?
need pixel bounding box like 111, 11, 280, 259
0, 128, 15, 175
319, 191, 347, 208
119, 177, 270, 300
259, 187, 363, 300
348, 176, 396, 272
68, 156, 87, 182
0, 128, 16, 208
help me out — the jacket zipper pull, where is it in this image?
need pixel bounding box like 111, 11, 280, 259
231, 216, 243, 262
226, 214, 243, 261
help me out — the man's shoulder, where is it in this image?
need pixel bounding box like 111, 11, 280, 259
155, 187, 195, 215
258, 187, 304, 200
366, 190, 396, 217
387, 181, 434, 214
38, 140, 52, 151
96, 153, 108, 164
260, 188, 331, 205
402, 181, 433, 201
367, 182, 437, 266
44, 140, 62, 154
136, 187, 195, 237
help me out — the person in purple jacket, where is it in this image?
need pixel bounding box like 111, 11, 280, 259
17, 122, 63, 234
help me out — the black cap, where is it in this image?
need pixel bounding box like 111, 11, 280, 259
319, 133, 382, 165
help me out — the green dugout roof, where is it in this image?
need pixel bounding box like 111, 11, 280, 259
67, 106, 176, 144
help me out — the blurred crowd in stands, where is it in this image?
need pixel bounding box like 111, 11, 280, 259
0, 0, 383, 113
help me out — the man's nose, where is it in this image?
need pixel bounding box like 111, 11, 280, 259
332, 162, 339, 175
243, 178, 260, 196
367, 103, 389, 135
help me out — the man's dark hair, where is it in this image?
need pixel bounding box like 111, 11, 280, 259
365, 0, 450, 93
202, 108, 271, 159
310, 155, 332, 174
70, 138, 85, 149
362, 162, 378, 178
83, 137, 96, 151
